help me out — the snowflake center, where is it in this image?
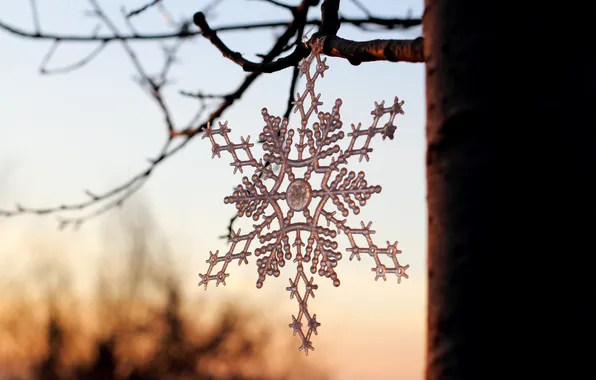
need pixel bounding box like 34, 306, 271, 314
286, 178, 312, 211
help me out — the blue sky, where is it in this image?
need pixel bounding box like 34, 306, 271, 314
0, 1, 426, 379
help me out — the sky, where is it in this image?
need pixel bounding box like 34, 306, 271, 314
0, 1, 426, 379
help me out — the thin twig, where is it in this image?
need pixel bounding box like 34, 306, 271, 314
179, 91, 227, 100
0, 0, 320, 232
318, 0, 341, 36
0, 17, 421, 42
284, 49, 303, 119
0, 0, 422, 236
40, 42, 107, 74
195, 4, 424, 74
28, 0, 41, 34
193, 12, 311, 73
126, 0, 162, 19
323, 35, 424, 65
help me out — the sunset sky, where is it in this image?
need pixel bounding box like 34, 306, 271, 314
0, 1, 426, 379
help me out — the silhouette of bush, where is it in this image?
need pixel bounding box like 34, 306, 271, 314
0, 205, 328, 380
22, 286, 319, 380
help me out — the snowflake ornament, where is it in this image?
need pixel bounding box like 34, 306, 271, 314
199, 38, 409, 354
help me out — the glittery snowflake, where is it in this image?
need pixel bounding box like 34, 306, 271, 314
199, 38, 409, 354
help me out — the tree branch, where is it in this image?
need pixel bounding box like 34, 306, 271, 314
193, 12, 311, 73
318, 0, 341, 35
323, 35, 424, 65
317, 0, 423, 65
39, 40, 107, 74
192, 0, 423, 238
125, 0, 161, 18
194, 1, 424, 74
0, 0, 422, 236
0, 0, 320, 232
0, 17, 420, 43
28, 0, 41, 34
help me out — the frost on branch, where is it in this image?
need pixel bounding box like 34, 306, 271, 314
198, 38, 409, 355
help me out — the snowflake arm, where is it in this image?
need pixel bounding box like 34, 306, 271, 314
344, 96, 405, 162
225, 174, 280, 220
343, 221, 409, 283
198, 228, 255, 289
202, 121, 258, 173
316, 167, 382, 217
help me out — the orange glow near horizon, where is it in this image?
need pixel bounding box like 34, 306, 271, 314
0, 227, 426, 380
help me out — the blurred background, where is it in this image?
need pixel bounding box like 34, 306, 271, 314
0, 1, 426, 379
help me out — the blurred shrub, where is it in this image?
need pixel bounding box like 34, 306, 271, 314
0, 205, 328, 380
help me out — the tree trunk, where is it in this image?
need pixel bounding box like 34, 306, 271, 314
424, 1, 596, 378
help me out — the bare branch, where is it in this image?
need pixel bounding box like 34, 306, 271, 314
0, 0, 422, 235
316, 0, 424, 64
319, 0, 341, 35
193, 12, 310, 73
283, 49, 303, 119
125, 0, 162, 19
195, 3, 424, 75
188, 0, 318, 239
179, 90, 227, 100
324, 35, 424, 64
40, 41, 107, 74
36, 24, 103, 75
0, 0, 185, 226
28, 0, 41, 34
191, 0, 423, 238
0, 17, 421, 43
0, 0, 320, 230
195, 0, 424, 75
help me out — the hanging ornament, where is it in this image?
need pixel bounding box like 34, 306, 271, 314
199, 37, 409, 355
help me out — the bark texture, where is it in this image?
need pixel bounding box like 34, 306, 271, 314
324, 36, 424, 65
424, 1, 596, 379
